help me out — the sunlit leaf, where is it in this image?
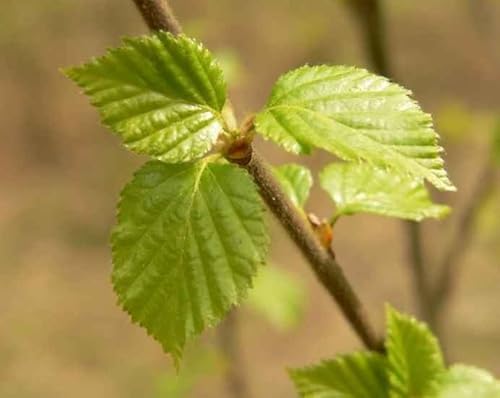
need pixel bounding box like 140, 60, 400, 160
320, 163, 450, 221
65, 32, 227, 162
435, 365, 500, 398
255, 65, 454, 191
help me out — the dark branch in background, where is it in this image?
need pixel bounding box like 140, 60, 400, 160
132, 0, 384, 353
344, 0, 436, 329
345, 0, 499, 346
217, 311, 250, 398
346, 0, 391, 76
433, 158, 497, 328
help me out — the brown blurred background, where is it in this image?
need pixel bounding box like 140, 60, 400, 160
1, 0, 499, 397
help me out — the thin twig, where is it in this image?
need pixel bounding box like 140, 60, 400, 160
132, 0, 182, 34
433, 159, 497, 323
345, 0, 391, 77
131, 0, 383, 352
344, 0, 436, 328
217, 311, 250, 398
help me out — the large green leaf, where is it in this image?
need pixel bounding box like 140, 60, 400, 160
273, 163, 313, 209
111, 159, 269, 364
435, 365, 500, 398
386, 306, 446, 397
255, 65, 454, 191
247, 265, 306, 331
64, 32, 227, 163
320, 163, 450, 221
290, 352, 389, 398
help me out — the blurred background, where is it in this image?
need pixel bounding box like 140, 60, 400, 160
1, 0, 499, 397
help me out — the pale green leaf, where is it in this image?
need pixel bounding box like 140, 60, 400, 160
386, 306, 446, 398
247, 265, 306, 331
255, 65, 454, 191
64, 32, 227, 163
435, 365, 500, 398
320, 163, 450, 221
111, 159, 269, 364
290, 352, 389, 398
273, 163, 313, 209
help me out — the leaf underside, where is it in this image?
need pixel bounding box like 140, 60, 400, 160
320, 163, 450, 221
255, 65, 455, 191
111, 160, 269, 363
273, 163, 313, 209
65, 32, 227, 163
290, 352, 389, 398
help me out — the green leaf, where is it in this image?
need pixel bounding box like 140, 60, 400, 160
64, 32, 227, 163
435, 365, 500, 398
386, 306, 446, 397
247, 265, 306, 331
290, 352, 389, 398
111, 159, 269, 364
273, 163, 313, 209
255, 65, 455, 191
320, 163, 450, 221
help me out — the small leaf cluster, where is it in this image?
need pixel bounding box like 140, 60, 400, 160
290, 307, 500, 398
64, 31, 454, 363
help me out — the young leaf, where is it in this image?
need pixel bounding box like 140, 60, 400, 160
254, 65, 455, 191
290, 352, 389, 398
247, 265, 306, 331
435, 365, 500, 398
320, 163, 450, 221
273, 163, 313, 209
64, 32, 227, 163
111, 160, 269, 364
386, 306, 446, 397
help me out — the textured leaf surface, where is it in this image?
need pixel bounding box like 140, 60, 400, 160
247, 265, 306, 331
320, 163, 450, 221
435, 365, 500, 398
386, 306, 446, 397
255, 65, 454, 191
290, 352, 389, 398
65, 32, 227, 162
273, 163, 313, 209
111, 160, 269, 363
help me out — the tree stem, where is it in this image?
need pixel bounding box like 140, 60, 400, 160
241, 151, 383, 351
217, 311, 250, 398
131, 0, 383, 353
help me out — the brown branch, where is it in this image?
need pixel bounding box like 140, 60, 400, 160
217, 311, 250, 398
241, 150, 383, 351
132, 0, 182, 34
132, 0, 383, 352
345, 0, 390, 77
